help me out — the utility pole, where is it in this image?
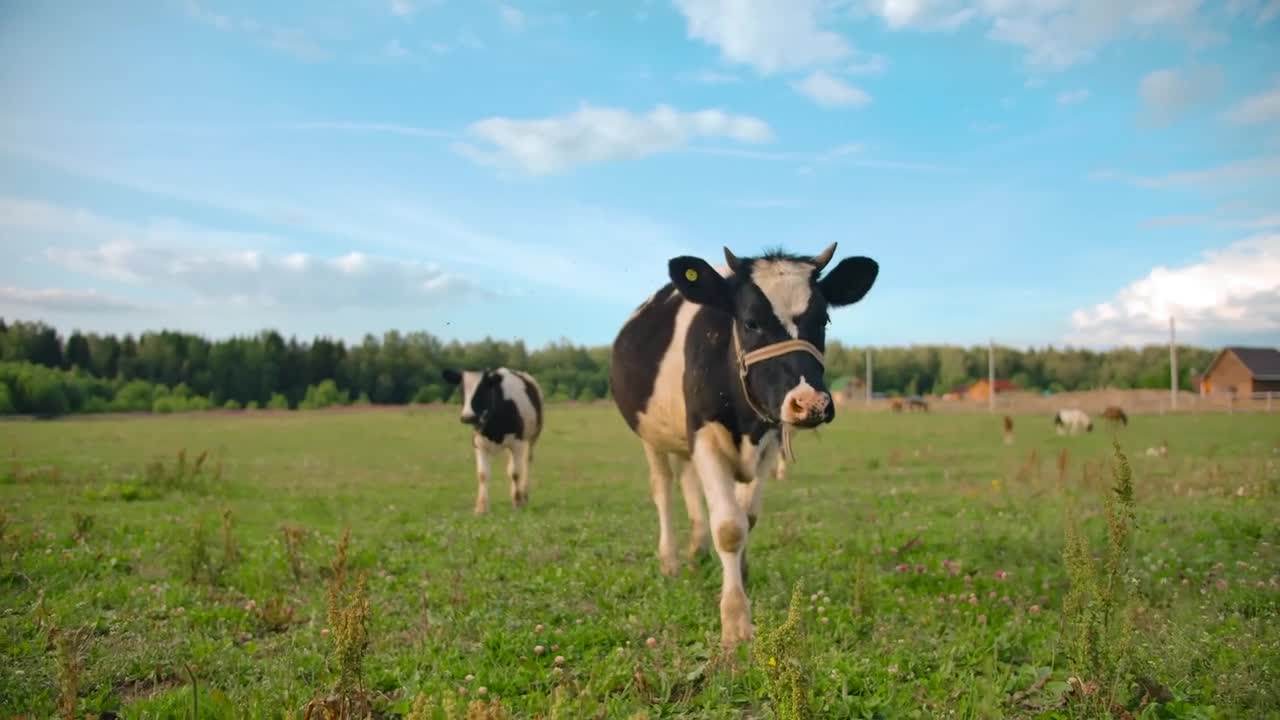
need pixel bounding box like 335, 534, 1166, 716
1169, 316, 1178, 411
865, 348, 873, 406
988, 338, 995, 413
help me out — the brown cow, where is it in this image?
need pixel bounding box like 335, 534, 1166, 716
1102, 405, 1128, 427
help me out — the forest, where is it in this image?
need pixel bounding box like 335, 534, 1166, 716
0, 318, 1217, 416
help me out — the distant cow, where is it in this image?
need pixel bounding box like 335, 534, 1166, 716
1002, 415, 1014, 445
1102, 405, 1128, 427
907, 397, 929, 412
1054, 408, 1092, 435
442, 367, 544, 514
609, 242, 878, 649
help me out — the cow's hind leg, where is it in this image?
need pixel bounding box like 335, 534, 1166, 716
473, 437, 492, 515
506, 441, 530, 509
673, 457, 710, 565
643, 443, 680, 576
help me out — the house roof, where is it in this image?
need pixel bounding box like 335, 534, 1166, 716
1208, 346, 1280, 381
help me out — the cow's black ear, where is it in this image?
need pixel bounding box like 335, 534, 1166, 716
441, 369, 462, 385
668, 256, 731, 311
819, 256, 878, 307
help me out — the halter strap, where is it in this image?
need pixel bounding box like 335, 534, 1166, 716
732, 325, 825, 461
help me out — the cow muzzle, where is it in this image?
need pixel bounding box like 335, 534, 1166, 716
735, 330, 828, 428
781, 384, 833, 428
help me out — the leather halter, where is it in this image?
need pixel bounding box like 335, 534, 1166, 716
732, 324, 826, 462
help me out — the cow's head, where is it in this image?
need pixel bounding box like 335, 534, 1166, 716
441, 368, 500, 426
667, 243, 878, 429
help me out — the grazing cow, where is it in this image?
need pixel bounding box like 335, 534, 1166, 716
1102, 405, 1128, 427
1053, 408, 1092, 435
609, 242, 878, 649
907, 397, 929, 412
441, 367, 544, 514
891, 398, 904, 413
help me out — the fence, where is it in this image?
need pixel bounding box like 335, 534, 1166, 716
833, 388, 1279, 415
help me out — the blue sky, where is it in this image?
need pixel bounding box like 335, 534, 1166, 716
1, 0, 1278, 350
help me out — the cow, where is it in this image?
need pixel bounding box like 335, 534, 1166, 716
608, 242, 879, 650
1053, 408, 1092, 435
907, 397, 929, 412
441, 367, 544, 514
1102, 405, 1128, 427
1002, 414, 1014, 445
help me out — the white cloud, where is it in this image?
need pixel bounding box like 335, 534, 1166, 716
845, 52, 889, 75
384, 38, 410, 58
679, 69, 743, 85
1142, 213, 1280, 230
454, 104, 774, 175
862, 0, 1205, 70
0, 196, 482, 311
1130, 155, 1280, 188
0, 287, 143, 314
1224, 83, 1280, 126
500, 4, 526, 30
1264, 0, 1280, 23
672, 0, 852, 75
792, 70, 872, 108
1067, 234, 1280, 346
1056, 88, 1090, 106
284, 121, 454, 139
183, 0, 329, 61
1138, 66, 1224, 126
390, 0, 414, 16
864, 0, 975, 30
1226, 0, 1280, 24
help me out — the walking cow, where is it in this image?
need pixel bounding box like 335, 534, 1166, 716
609, 242, 879, 649
442, 367, 544, 514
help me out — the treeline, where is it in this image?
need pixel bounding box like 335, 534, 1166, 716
0, 319, 1215, 416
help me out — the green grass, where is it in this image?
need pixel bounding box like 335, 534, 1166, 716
2, 405, 1278, 719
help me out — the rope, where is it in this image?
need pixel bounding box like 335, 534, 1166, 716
732, 326, 825, 464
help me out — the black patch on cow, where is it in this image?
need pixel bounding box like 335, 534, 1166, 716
609, 284, 681, 432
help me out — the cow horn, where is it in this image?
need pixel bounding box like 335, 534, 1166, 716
812, 242, 837, 271
723, 246, 742, 273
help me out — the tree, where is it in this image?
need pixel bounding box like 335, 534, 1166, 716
64, 332, 91, 370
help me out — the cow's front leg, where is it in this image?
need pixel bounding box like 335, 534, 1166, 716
694, 430, 752, 649
473, 439, 491, 514
643, 443, 679, 576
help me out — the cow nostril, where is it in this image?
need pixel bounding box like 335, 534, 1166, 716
789, 397, 805, 415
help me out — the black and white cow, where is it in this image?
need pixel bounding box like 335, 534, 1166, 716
609, 243, 878, 649
441, 367, 544, 514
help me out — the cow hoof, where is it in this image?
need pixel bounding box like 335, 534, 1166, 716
659, 555, 680, 577
474, 502, 489, 515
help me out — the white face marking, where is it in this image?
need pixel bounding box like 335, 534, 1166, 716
460, 370, 482, 420
750, 259, 813, 338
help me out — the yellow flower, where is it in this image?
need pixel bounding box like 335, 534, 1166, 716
769, 657, 777, 667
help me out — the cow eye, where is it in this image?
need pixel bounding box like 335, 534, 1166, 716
743, 318, 760, 332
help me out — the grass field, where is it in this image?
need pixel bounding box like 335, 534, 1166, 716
2, 404, 1278, 719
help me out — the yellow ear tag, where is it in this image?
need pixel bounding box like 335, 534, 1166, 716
685, 268, 699, 282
